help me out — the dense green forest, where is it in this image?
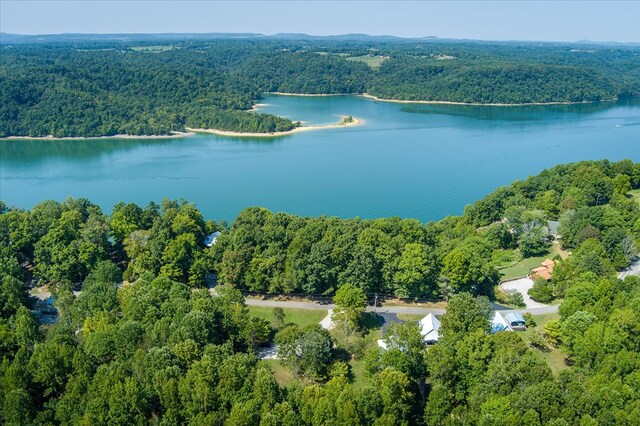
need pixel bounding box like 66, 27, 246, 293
1, 159, 640, 424
1, 37, 639, 136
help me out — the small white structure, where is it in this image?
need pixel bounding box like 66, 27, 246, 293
204, 231, 221, 247
377, 339, 388, 350
419, 313, 441, 344
491, 311, 513, 333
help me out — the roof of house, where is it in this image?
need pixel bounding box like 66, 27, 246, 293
491, 311, 512, 333
531, 268, 552, 280
419, 313, 441, 342
542, 259, 555, 268
505, 312, 526, 325
531, 259, 554, 280
547, 220, 560, 235
204, 231, 222, 247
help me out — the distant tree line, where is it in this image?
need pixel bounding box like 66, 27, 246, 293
1, 39, 638, 137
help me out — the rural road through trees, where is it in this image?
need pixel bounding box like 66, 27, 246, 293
243, 296, 559, 316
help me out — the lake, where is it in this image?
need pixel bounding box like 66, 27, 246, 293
1, 94, 639, 222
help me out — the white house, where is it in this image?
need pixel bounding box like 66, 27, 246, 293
419, 313, 441, 344
491, 311, 513, 333
204, 231, 221, 247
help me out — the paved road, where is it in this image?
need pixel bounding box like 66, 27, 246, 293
31, 282, 559, 326
244, 296, 557, 315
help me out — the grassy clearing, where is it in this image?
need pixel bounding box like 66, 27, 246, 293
346, 319, 382, 389
519, 312, 568, 376
261, 359, 295, 387
531, 313, 560, 327
348, 358, 369, 388
499, 242, 569, 281
396, 313, 424, 321
346, 55, 387, 69
539, 345, 568, 376
247, 306, 327, 328
131, 45, 174, 53
499, 255, 547, 281
630, 189, 640, 205
382, 299, 447, 309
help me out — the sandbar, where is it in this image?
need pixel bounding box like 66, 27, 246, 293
186, 116, 363, 138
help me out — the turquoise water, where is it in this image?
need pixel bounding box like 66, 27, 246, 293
1, 94, 639, 222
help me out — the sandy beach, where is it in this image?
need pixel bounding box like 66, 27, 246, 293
1, 131, 195, 141
186, 116, 363, 138
248, 103, 269, 111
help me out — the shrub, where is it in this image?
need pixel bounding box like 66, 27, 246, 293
543, 319, 562, 347
523, 312, 537, 327
528, 278, 554, 303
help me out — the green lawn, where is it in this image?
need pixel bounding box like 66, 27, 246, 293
261, 359, 295, 387
346, 55, 387, 69
499, 255, 548, 281
630, 189, 640, 205
348, 358, 369, 388
531, 313, 560, 327
498, 242, 569, 281
247, 306, 327, 328
346, 323, 382, 389
396, 313, 425, 321
519, 312, 568, 376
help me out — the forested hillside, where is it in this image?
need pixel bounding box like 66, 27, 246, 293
1, 37, 639, 137
1, 160, 640, 424
0, 46, 297, 137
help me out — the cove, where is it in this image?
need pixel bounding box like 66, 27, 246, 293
1, 94, 639, 222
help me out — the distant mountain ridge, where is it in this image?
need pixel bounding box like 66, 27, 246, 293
1, 32, 638, 46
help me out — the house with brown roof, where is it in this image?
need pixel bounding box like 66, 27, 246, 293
529, 259, 554, 281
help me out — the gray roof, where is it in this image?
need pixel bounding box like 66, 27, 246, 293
547, 220, 560, 235
505, 312, 526, 324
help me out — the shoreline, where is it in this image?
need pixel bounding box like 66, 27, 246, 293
268, 92, 352, 97
248, 103, 269, 112
263, 91, 616, 107
1, 117, 363, 141
358, 93, 617, 107
0, 131, 195, 142
186, 116, 363, 138
2, 92, 620, 142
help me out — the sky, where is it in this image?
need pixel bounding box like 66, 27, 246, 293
1, 1, 639, 43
